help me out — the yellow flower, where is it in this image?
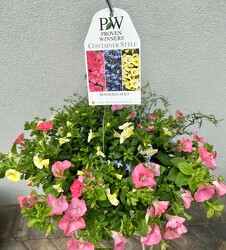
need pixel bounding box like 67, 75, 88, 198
124, 63, 133, 72
8, 153, 13, 160
56, 127, 63, 136
87, 129, 97, 142
106, 188, 119, 206
133, 57, 139, 67
131, 68, 139, 77
33, 156, 49, 169
77, 170, 85, 176
66, 132, 73, 138
133, 53, 139, 58
42, 159, 50, 168
163, 127, 172, 137
39, 140, 44, 147
115, 174, 122, 180
113, 130, 121, 138
124, 55, 133, 64
5, 169, 21, 182
120, 126, 135, 144
138, 144, 158, 156
131, 79, 140, 89
66, 121, 74, 128
96, 146, 106, 158
119, 122, 132, 130
53, 184, 64, 192
125, 81, 133, 90
59, 138, 70, 145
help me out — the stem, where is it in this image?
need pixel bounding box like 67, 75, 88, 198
142, 243, 146, 250
149, 246, 154, 250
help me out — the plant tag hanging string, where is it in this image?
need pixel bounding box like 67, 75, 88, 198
84, 6, 141, 105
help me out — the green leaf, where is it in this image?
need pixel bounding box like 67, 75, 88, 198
137, 220, 148, 237
98, 200, 112, 207
167, 167, 180, 181
175, 173, 190, 186
188, 176, 198, 192
0, 153, 6, 160
130, 138, 139, 146
170, 157, 186, 167
27, 219, 38, 227
207, 206, 214, 219
134, 210, 146, 221
94, 186, 107, 201
178, 162, 193, 175
11, 144, 17, 154
106, 22, 112, 30
156, 152, 172, 166
119, 190, 127, 205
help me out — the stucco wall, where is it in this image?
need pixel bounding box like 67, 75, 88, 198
1, 0, 226, 204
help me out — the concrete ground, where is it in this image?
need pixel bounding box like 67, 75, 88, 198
0, 196, 226, 250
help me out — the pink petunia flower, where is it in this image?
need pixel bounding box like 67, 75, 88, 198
137, 123, 143, 128
18, 196, 27, 208
153, 200, 169, 216
146, 126, 155, 132
14, 133, 24, 144
52, 160, 71, 178
194, 185, 215, 202
89, 83, 104, 92
147, 114, 157, 120
146, 206, 155, 218
87, 51, 104, 73
181, 138, 193, 152
46, 194, 68, 216
66, 197, 87, 217
181, 189, 194, 209
146, 200, 169, 219
175, 110, 184, 120
193, 131, 205, 143
132, 163, 156, 189
163, 214, 187, 240
147, 162, 160, 176
163, 228, 181, 240
89, 71, 101, 83
111, 105, 124, 112
58, 211, 86, 236
112, 231, 127, 250
67, 238, 94, 250
36, 121, 53, 131
213, 181, 226, 196
18, 195, 37, 209
129, 112, 136, 118
198, 147, 217, 170
140, 224, 162, 246
165, 214, 186, 229
70, 179, 84, 198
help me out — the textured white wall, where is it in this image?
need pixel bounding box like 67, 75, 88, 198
0, 0, 226, 204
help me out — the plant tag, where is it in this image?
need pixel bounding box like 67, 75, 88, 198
84, 8, 141, 105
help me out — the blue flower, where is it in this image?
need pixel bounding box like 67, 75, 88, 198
125, 163, 131, 172
114, 160, 123, 168
104, 50, 122, 91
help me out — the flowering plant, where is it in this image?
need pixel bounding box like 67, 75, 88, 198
86, 49, 140, 93
0, 87, 226, 250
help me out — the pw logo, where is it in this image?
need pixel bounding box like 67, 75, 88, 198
99, 16, 124, 30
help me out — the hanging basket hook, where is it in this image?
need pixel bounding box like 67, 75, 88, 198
105, 0, 114, 17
